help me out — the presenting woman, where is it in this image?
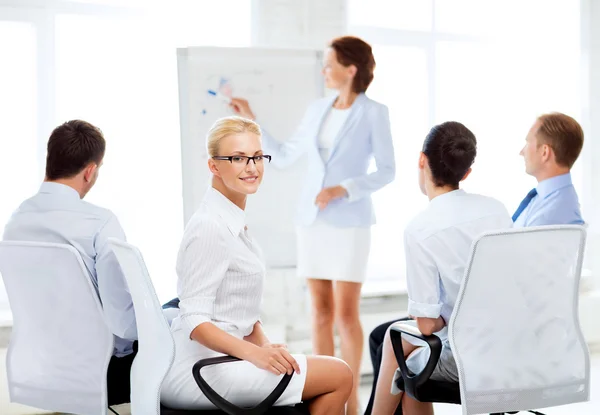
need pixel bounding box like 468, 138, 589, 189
230, 36, 395, 414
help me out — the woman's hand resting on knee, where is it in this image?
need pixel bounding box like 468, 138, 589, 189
246, 344, 301, 376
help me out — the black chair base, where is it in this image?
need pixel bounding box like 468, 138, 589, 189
491, 412, 545, 415
391, 379, 545, 415
394, 376, 461, 405
160, 403, 310, 415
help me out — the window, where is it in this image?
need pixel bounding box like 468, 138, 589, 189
0, 20, 38, 311
350, 0, 582, 294
364, 45, 429, 293
1, 0, 251, 303
348, 0, 432, 32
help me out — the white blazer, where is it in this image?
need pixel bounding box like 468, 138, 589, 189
260, 93, 396, 227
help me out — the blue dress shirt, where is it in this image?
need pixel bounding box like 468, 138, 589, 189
513, 173, 584, 227
2, 182, 137, 357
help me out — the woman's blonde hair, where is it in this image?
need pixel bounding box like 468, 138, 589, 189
206, 116, 262, 158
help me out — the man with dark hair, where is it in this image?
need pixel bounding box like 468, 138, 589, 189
513, 112, 584, 226
3, 120, 138, 406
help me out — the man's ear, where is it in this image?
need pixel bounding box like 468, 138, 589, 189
541, 143, 554, 164
208, 159, 220, 177
461, 167, 472, 182
83, 163, 97, 183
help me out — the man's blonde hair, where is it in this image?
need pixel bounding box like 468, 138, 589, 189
206, 116, 262, 157
536, 112, 584, 168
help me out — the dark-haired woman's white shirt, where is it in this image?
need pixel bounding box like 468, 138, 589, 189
396, 190, 511, 383
405, 190, 512, 323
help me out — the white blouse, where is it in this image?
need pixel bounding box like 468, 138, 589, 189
404, 190, 512, 324
172, 187, 265, 340
317, 107, 351, 161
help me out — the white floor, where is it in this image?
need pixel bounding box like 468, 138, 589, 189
2, 352, 599, 414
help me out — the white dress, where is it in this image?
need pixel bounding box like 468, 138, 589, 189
160, 188, 307, 409
296, 107, 372, 283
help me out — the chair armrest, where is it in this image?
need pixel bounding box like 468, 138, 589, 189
389, 323, 443, 397
192, 355, 293, 415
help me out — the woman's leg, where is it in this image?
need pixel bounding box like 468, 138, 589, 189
372, 328, 419, 414
401, 394, 434, 415
333, 281, 364, 415
307, 278, 335, 356
302, 355, 353, 415
365, 318, 411, 414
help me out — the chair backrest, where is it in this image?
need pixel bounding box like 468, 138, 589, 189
0, 241, 113, 415
107, 238, 175, 415
449, 225, 589, 415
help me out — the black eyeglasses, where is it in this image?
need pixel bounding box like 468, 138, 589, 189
212, 155, 272, 165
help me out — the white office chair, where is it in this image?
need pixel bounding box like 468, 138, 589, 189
391, 225, 590, 415
0, 241, 114, 415
106, 238, 175, 415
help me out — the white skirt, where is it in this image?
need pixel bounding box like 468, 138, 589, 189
296, 219, 371, 283
161, 329, 308, 410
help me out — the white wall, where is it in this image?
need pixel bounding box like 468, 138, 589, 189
251, 0, 347, 49
577, 0, 600, 347
582, 0, 600, 291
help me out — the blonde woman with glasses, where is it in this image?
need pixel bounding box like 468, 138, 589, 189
161, 116, 353, 415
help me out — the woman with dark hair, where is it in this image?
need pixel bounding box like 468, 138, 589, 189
370, 122, 511, 414
230, 36, 395, 414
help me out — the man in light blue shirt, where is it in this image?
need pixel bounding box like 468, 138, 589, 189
3, 120, 137, 406
513, 112, 584, 227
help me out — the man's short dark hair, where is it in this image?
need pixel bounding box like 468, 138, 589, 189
45, 120, 105, 180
